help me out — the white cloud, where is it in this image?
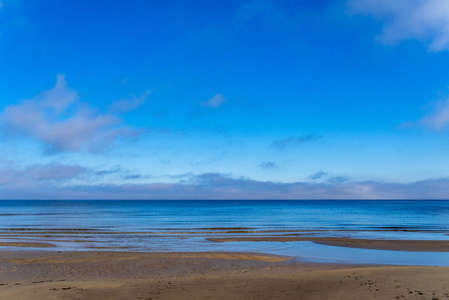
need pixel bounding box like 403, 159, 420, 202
0, 75, 137, 153
109, 90, 150, 112
400, 96, 449, 130
197, 93, 226, 108
348, 0, 449, 52
419, 97, 449, 130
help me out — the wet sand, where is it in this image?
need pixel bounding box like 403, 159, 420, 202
0, 242, 56, 248
208, 237, 449, 252
0, 250, 448, 300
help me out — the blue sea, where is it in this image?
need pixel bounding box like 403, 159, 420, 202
0, 200, 448, 266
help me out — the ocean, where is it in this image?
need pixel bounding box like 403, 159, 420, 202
1, 200, 448, 266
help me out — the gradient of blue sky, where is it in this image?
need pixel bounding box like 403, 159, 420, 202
1, 0, 449, 199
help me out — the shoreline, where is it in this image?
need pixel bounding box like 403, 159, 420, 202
1, 250, 448, 299
3, 236, 449, 252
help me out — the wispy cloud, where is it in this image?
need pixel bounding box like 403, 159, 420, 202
307, 171, 349, 184
308, 171, 328, 180
237, 0, 274, 21
271, 134, 322, 150
92, 166, 149, 181
348, 0, 449, 52
327, 175, 350, 184
192, 150, 229, 166
401, 96, 449, 130
259, 161, 277, 169
419, 97, 449, 130
0, 0, 26, 37
109, 90, 150, 112
236, 0, 293, 32
94, 166, 127, 177
0, 75, 138, 153
196, 93, 226, 108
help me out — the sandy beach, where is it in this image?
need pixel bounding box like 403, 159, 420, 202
0, 250, 448, 300
1, 201, 448, 299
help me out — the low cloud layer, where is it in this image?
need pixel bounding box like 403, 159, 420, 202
0, 170, 448, 199
0, 163, 85, 190
348, 0, 449, 52
197, 94, 226, 108
271, 134, 322, 150
0, 75, 138, 153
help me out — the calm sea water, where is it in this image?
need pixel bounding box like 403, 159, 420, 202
1, 200, 448, 266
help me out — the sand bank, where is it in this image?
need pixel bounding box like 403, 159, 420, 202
0, 250, 448, 299
0, 242, 56, 248
207, 236, 449, 252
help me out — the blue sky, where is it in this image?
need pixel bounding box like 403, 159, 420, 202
1, 0, 449, 199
